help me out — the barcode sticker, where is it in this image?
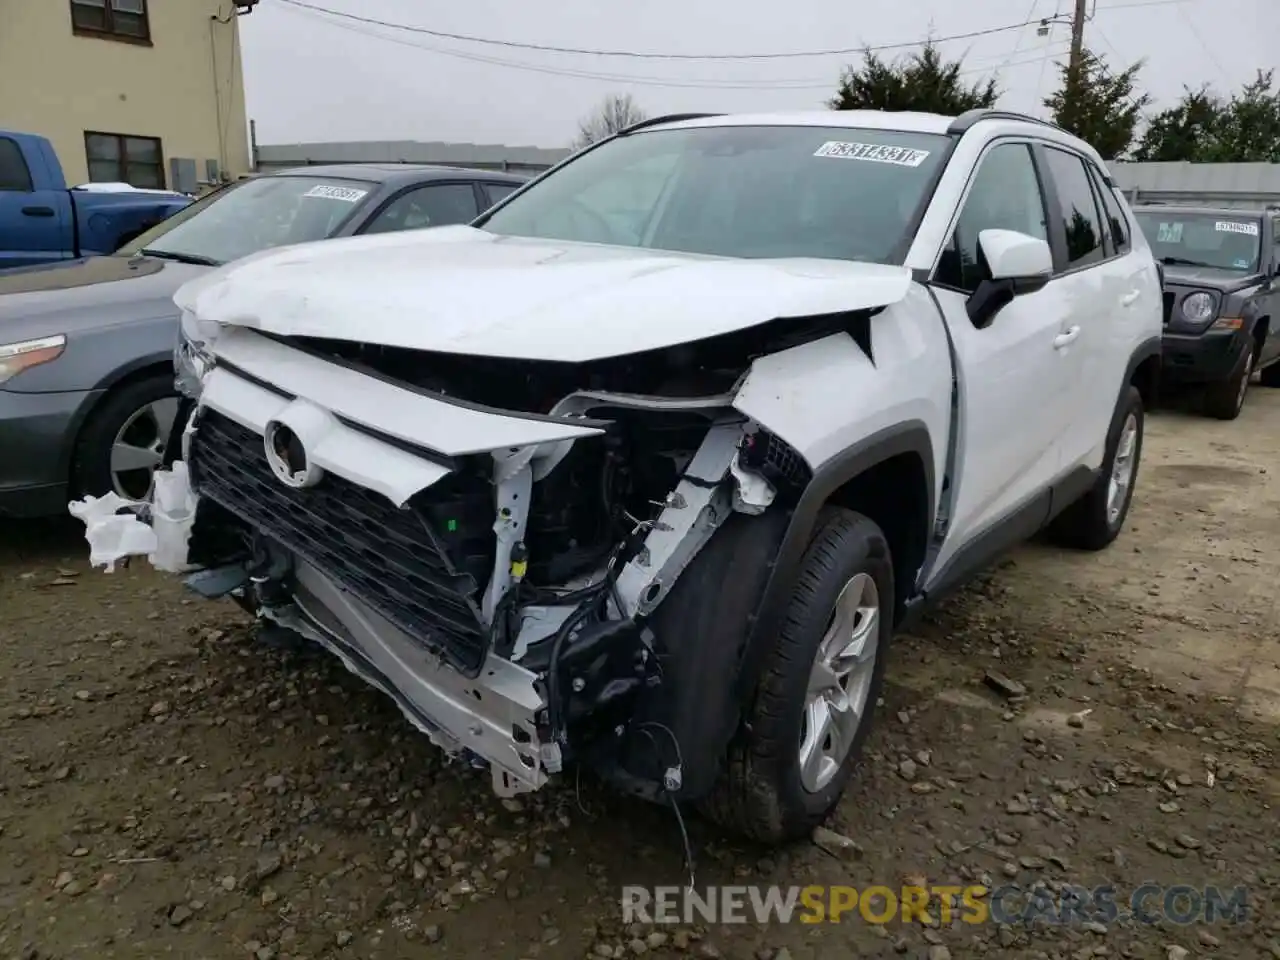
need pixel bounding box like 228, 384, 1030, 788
813, 141, 931, 167
303, 185, 369, 203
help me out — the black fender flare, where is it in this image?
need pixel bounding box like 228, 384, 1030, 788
1124, 334, 1162, 403
731, 420, 936, 706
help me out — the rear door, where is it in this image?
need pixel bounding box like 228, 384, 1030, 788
1035, 144, 1139, 477
0, 136, 71, 268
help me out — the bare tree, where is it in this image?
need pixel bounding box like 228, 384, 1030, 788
574, 93, 648, 148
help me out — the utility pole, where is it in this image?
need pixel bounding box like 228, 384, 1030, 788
1067, 0, 1090, 86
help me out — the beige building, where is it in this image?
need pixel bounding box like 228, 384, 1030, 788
0, 0, 253, 191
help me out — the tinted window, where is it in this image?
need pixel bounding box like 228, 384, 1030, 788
115, 175, 375, 266
1042, 148, 1104, 269
0, 138, 33, 192
364, 183, 480, 234
1090, 168, 1130, 254
483, 182, 520, 207
481, 126, 951, 263
935, 142, 1048, 294
1132, 212, 1262, 272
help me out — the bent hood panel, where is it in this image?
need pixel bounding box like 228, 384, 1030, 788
176, 227, 914, 362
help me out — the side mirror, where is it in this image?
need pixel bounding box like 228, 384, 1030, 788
966, 229, 1053, 328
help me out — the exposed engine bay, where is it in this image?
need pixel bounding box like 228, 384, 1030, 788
73, 324, 823, 800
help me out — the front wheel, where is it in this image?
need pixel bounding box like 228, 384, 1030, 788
701, 507, 894, 844
1204, 345, 1252, 420
72, 374, 182, 501
1048, 385, 1144, 551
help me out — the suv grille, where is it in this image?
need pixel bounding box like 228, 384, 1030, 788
187, 410, 493, 677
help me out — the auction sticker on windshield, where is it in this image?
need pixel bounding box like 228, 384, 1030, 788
303, 184, 369, 203
1157, 222, 1183, 243
1215, 220, 1259, 236
813, 142, 931, 167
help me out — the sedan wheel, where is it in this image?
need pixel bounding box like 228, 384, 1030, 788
111, 397, 181, 499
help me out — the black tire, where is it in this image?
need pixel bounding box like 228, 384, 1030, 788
700, 507, 894, 844
72, 373, 179, 500
1203, 345, 1252, 420
1048, 385, 1144, 551
1259, 360, 1280, 388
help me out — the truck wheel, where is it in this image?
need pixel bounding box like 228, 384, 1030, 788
73, 374, 181, 502
1048, 385, 1144, 551
701, 507, 893, 844
1203, 346, 1252, 420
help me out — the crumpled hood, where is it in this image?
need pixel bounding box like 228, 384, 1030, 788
175, 226, 914, 362
1162, 264, 1264, 291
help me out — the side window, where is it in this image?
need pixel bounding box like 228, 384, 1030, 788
935, 142, 1048, 295
1042, 147, 1105, 270
0, 137, 34, 192
363, 183, 480, 235
483, 182, 519, 207
1089, 164, 1130, 255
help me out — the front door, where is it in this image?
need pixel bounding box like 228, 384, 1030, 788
925, 140, 1074, 579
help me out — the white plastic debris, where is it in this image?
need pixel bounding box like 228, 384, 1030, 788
149, 462, 198, 572
67, 462, 198, 574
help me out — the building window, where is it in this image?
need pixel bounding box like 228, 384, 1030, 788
85, 132, 165, 189
70, 0, 151, 43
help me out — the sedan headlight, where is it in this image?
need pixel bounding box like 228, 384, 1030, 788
0, 335, 66, 385
1181, 291, 1218, 324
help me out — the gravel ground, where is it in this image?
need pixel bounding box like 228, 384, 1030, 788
2, 393, 1279, 960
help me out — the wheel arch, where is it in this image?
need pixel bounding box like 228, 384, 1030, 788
1125, 335, 1161, 409
733, 421, 935, 704
619, 421, 936, 803
63, 357, 176, 491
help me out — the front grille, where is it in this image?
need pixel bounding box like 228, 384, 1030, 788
1162, 291, 1175, 325
187, 410, 494, 677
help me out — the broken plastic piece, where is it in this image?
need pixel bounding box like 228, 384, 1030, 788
67, 462, 198, 574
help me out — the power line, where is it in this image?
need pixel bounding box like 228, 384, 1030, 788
281, 4, 1069, 91
277, 0, 1053, 61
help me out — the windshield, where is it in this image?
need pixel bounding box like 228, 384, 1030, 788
1133, 212, 1262, 272
479, 125, 950, 263
114, 175, 377, 266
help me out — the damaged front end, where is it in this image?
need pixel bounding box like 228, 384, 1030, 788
71, 320, 812, 801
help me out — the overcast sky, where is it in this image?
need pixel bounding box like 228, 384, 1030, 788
239, 0, 1274, 149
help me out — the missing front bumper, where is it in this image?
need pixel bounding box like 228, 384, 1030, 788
269, 559, 548, 796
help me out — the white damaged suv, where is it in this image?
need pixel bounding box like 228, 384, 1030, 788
72, 109, 1162, 843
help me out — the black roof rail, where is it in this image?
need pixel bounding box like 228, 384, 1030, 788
946, 109, 1069, 137
618, 113, 724, 135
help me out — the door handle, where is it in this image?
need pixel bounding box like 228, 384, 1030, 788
1120, 289, 1141, 307
21, 205, 55, 218
1053, 326, 1081, 349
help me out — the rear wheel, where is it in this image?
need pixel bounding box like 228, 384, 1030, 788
701, 507, 893, 843
72, 374, 180, 501
1048, 385, 1144, 551
1204, 345, 1253, 420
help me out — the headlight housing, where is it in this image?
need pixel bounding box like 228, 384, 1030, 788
174, 309, 217, 399
1180, 291, 1218, 324
0, 334, 66, 385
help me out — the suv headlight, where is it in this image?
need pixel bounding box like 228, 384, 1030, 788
0, 335, 66, 385
1181, 291, 1218, 324
174, 309, 216, 398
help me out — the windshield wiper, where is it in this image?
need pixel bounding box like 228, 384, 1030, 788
136, 248, 221, 267
1159, 256, 1218, 269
